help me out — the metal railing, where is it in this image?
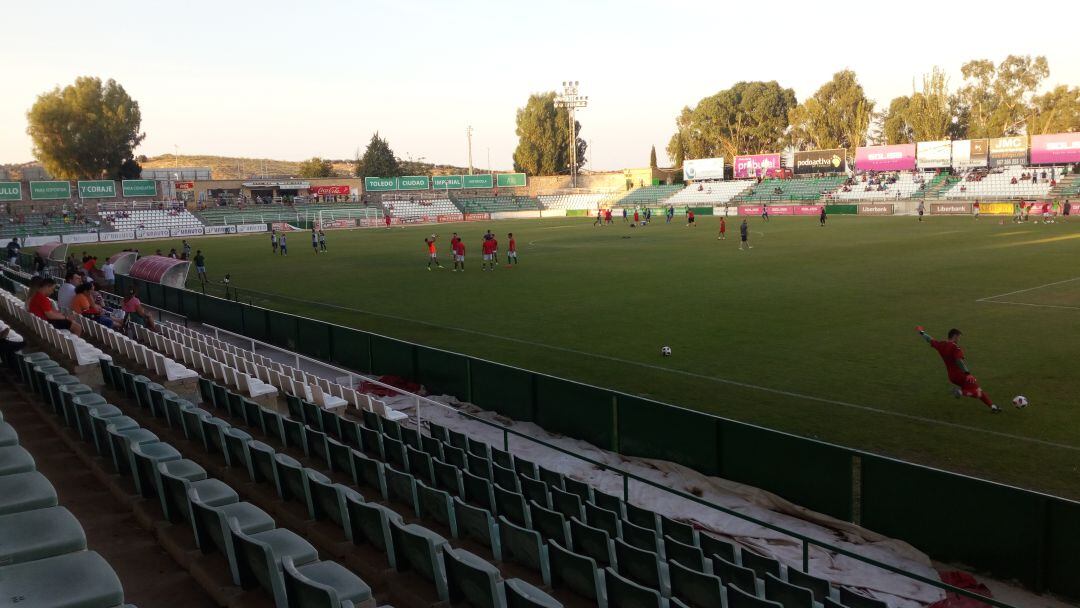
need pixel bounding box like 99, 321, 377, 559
196, 320, 1014, 608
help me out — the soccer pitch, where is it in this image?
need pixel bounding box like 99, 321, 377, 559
82, 215, 1080, 499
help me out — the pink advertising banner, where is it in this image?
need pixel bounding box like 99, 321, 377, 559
1030, 133, 1080, 164
733, 153, 782, 179
738, 205, 822, 216
855, 144, 917, 171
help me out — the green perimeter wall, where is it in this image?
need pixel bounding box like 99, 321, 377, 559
95, 271, 1080, 600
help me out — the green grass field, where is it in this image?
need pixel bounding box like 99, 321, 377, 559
81, 215, 1080, 499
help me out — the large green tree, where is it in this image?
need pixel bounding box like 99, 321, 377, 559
512, 92, 586, 175
354, 133, 401, 178
878, 96, 915, 144
1026, 85, 1080, 135
26, 76, 145, 179
298, 157, 334, 178
904, 67, 964, 141
956, 55, 1049, 138
666, 81, 796, 163
788, 70, 874, 154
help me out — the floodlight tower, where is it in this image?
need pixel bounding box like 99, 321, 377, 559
555, 81, 588, 187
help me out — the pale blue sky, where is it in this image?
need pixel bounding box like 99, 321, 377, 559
3, 0, 1078, 170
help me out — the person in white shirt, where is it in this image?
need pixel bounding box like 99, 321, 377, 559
57, 271, 82, 312
101, 260, 116, 288
0, 319, 25, 369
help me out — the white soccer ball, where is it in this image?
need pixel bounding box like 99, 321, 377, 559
1012, 395, 1029, 409
661, 346, 672, 357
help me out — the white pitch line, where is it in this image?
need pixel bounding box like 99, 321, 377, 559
976, 277, 1080, 302
979, 300, 1080, 311
249, 290, 1080, 453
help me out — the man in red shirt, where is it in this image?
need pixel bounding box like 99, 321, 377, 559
424, 235, 443, 270
481, 236, 495, 271
506, 233, 518, 267
452, 237, 465, 272
28, 278, 83, 336
917, 327, 999, 413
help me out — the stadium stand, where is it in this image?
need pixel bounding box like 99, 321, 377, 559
1, 202, 106, 239
942, 166, 1053, 199
828, 172, 931, 201
102, 208, 205, 232
197, 202, 383, 227
1049, 173, 1080, 198
665, 182, 753, 207
380, 195, 459, 219
732, 176, 847, 202
537, 193, 617, 211
453, 196, 541, 213
612, 185, 683, 207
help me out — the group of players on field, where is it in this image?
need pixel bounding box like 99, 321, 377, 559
424, 230, 518, 272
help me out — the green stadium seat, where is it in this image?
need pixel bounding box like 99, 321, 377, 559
764, 572, 813, 608
0, 445, 35, 476
492, 462, 520, 493
231, 521, 320, 607
149, 388, 177, 420
0, 551, 124, 608
180, 406, 213, 442
189, 494, 275, 583
447, 429, 468, 451
562, 477, 593, 504
498, 515, 551, 586
383, 436, 408, 471
420, 433, 444, 459
660, 515, 696, 546
381, 418, 401, 441
614, 538, 669, 597
626, 505, 656, 533
468, 451, 494, 480
351, 450, 388, 500
713, 556, 757, 596
326, 437, 353, 478
538, 466, 564, 490
463, 469, 497, 511
433, 457, 464, 497
443, 444, 467, 469
668, 559, 724, 608
467, 437, 490, 460
164, 397, 197, 433
519, 474, 551, 509
428, 422, 449, 443
135, 380, 163, 411
388, 518, 450, 601
305, 427, 329, 465
340, 418, 362, 450
548, 539, 606, 605
261, 408, 287, 446
345, 497, 402, 566
210, 383, 229, 413
385, 465, 419, 514
592, 491, 624, 517
360, 410, 382, 433
130, 441, 182, 498
282, 418, 307, 453
224, 392, 245, 423
444, 546, 506, 608
416, 480, 457, 536
242, 399, 264, 431
400, 426, 420, 450
664, 536, 708, 574
513, 456, 538, 479
727, 583, 783, 608
309, 475, 361, 534
358, 426, 384, 460
529, 500, 569, 546
159, 460, 234, 524
71, 394, 111, 440
126, 374, 150, 403
839, 588, 888, 608
494, 484, 530, 528
604, 566, 665, 608
198, 377, 215, 405
740, 549, 781, 580
91, 414, 137, 458
106, 425, 158, 475
57, 383, 94, 424
46, 374, 82, 415
223, 427, 255, 474
0, 506, 86, 565
569, 517, 615, 567
276, 455, 327, 517
406, 445, 435, 485
621, 518, 662, 556
585, 501, 622, 539
452, 497, 502, 559
699, 534, 736, 565
550, 487, 584, 521
505, 578, 563, 608
282, 556, 374, 608
320, 410, 342, 440
785, 568, 832, 604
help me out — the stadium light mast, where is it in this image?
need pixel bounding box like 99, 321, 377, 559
466, 125, 474, 175
555, 81, 588, 187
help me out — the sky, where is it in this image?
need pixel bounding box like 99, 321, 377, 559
2, 0, 1078, 172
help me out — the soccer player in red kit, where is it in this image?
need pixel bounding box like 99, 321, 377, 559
917, 327, 1000, 413
718, 217, 727, 240
452, 238, 465, 272
506, 233, 518, 266
481, 236, 496, 271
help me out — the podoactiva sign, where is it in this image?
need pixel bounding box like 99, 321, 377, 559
793, 149, 846, 174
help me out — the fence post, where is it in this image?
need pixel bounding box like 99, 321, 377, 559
802, 540, 810, 572
503, 428, 509, 453
623, 473, 629, 503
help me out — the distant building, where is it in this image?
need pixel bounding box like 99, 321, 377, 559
140, 167, 212, 181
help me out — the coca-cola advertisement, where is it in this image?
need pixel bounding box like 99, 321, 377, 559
308, 185, 351, 196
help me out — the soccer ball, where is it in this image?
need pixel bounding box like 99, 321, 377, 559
661, 346, 672, 357
1012, 395, 1029, 409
